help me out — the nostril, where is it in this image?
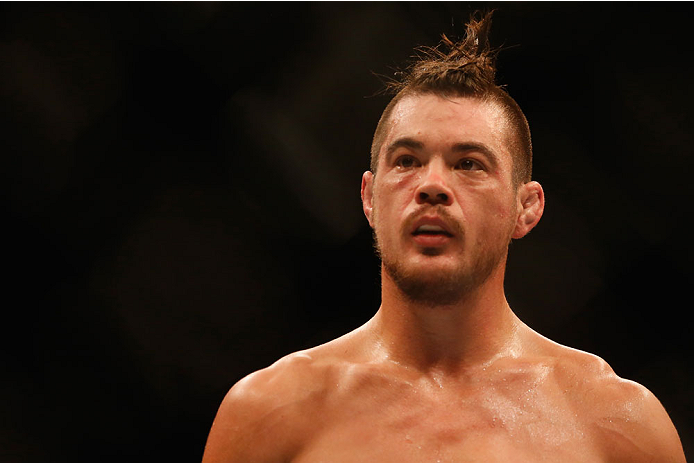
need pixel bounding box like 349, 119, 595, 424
418, 190, 450, 204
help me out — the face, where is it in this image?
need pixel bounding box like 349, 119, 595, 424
361, 94, 542, 305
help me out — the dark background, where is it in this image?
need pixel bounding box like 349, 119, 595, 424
3, 2, 692, 461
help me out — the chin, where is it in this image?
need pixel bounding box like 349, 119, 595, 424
383, 257, 483, 306
375, 232, 508, 305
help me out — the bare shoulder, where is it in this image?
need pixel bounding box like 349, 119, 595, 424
201, 347, 339, 463
546, 341, 686, 462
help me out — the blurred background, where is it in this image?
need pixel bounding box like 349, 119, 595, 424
2, 2, 692, 461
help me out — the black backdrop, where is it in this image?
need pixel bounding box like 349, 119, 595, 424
3, 2, 692, 462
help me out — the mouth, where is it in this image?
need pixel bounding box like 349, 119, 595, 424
412, 224, 453, 237
409, 217, 456, 247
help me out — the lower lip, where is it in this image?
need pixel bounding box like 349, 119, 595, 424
411, 233, 452, 246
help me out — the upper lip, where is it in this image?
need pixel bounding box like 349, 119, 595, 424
410, 216, 455, 236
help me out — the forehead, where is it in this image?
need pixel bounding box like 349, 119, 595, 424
380, 94, 513, 164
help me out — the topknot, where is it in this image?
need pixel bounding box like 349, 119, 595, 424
386, 10, 500, 96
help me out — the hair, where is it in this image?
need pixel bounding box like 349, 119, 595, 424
370, 11, 533, 185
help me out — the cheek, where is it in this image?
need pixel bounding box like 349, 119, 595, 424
463, 185, 514, 215
384, 173, 418, 194
374, 177, 416, 212
495, 202, 516, 220
467, 193, 518, 237
485, 185, 518, 221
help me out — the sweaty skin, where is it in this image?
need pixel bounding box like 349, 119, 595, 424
202, 95, 686, 463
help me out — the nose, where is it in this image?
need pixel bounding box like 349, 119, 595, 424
415, 160, 454, 206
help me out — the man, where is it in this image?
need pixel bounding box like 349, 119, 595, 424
202, 13, 686, 462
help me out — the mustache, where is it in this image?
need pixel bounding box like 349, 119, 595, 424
403, 205, 464, 236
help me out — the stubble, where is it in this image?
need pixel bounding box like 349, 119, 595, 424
373, 205, 510, 306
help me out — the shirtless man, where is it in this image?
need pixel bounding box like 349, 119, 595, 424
202, 13, 686, 463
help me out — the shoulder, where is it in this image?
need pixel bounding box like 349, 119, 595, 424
201, 349, 338, 463
549, 345, 686, 462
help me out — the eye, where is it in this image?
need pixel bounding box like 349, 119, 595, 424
455, 158, 484, 171
395, 155, 421, 169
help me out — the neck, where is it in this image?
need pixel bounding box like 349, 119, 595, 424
367, 259, 523, 375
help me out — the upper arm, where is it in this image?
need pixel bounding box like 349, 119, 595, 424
595, 379, 686, 463
557, 350, 685, 462
201, 355, 319, 463
201, 376, 275, 463
201, 381, 255, 463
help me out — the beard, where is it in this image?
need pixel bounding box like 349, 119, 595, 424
373, 206, 511, 306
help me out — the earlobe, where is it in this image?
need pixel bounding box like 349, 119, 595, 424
512, 181, 545, 239
361, 171, 375, 227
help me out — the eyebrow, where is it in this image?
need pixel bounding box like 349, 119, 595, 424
451, 142, 500, 168
385, 137, 500, 168
384, 137, 424, 162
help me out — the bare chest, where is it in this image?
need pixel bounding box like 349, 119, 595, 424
292, 379, 603, 462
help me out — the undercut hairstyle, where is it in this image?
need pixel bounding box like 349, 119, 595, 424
370, 11, 533, 185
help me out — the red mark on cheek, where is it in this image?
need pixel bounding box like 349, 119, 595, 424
496, 204, 514, 219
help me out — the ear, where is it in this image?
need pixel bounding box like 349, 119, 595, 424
512, 181, 544, 239
361, 171, 375, 227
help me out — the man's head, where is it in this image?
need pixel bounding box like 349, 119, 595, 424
370, 11, 532, 187
361, 12, 544, 305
